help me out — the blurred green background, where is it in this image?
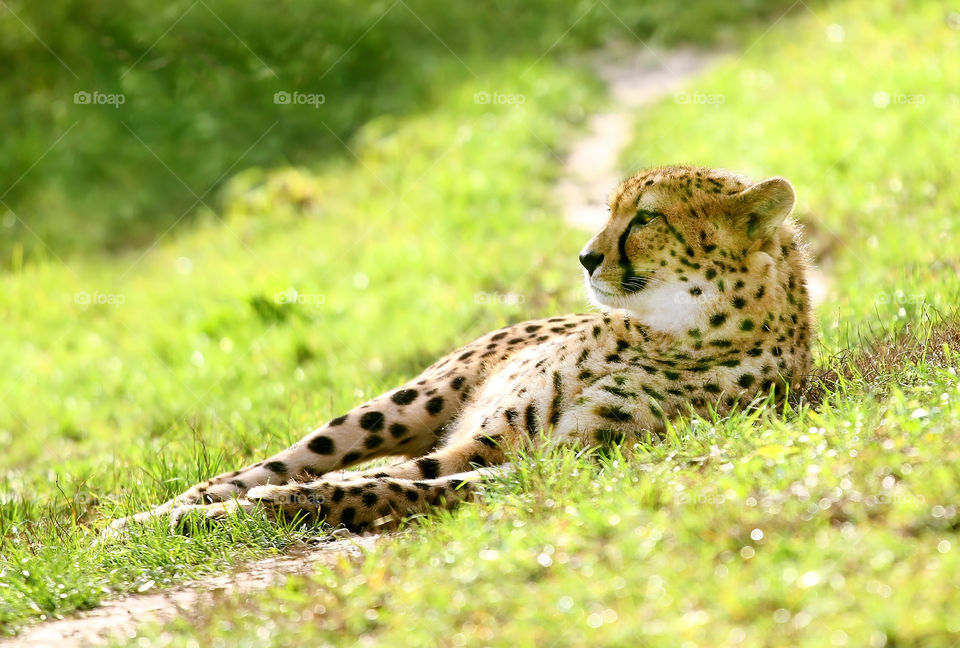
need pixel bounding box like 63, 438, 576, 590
1, 0, 799, 256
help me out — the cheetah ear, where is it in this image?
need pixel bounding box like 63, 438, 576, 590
734, 177, 795, 242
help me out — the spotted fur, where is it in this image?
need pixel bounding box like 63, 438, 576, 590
108, 166, 814, 534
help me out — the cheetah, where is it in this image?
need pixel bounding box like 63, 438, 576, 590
109, 165, 813, 534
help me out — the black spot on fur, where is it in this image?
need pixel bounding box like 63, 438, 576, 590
329, 415, 347, 426
643, 385, 665, 400
426, 396, 444, 415
361, 492, 379, 507
364, 435, 384, 450
709, 313, 728, 327
597, 405, 632, 422
331, 486, 345, 503
469, 453, 488, 467
391, 389, 418, 405
738, 374, 755, 388
264, 461, 287, 474
340, 507, 356, 527
451, 376, 466, 390
601, 385, 635, 398
551, 371, 563, 425
342, 451, 362, 464
360, 411, 385, 431
389, 422, 408, 438
417, 457, 441, 479
308, 435, 336, 455
524, 404, 540, 435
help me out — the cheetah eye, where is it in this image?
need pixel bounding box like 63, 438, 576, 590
631, 209, 662, 228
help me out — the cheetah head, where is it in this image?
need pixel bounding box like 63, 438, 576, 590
579, 165, 797, 333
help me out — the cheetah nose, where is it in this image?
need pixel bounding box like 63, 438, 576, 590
579, 251, 604, 275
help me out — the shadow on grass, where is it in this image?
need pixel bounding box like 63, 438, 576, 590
1, 0, 816, 259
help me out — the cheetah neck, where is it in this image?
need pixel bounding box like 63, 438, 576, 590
619, 250, 802, 362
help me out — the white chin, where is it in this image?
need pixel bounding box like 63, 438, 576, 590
586, 278, 704, 335
585, 281, 634, 312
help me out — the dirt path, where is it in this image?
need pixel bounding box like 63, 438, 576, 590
5, 47, 718, 648
3, 536, 378, 647
559, 46, 713, 231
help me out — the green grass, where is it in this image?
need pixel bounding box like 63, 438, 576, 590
3, 0, 960, 644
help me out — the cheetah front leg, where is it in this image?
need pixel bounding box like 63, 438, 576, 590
171, 467, 506, 533
106, 316, 563, 535
166, 433, 512, 532
107, 365, 475, 532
